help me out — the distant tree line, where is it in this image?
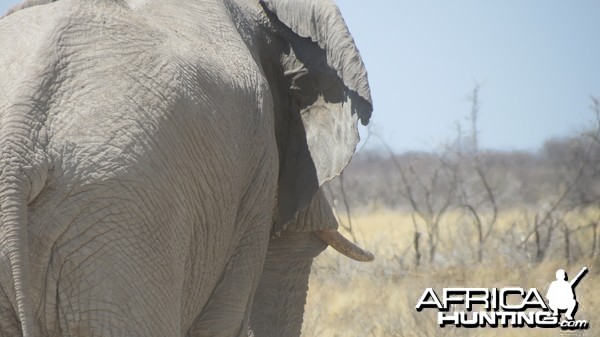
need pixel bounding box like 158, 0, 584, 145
325, 91, 600, 268
328, 136, 599, 211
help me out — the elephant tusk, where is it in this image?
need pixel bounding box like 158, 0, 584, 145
315, 230, 375, 262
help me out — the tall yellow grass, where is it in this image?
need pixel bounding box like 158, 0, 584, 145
301, 209, 599, 337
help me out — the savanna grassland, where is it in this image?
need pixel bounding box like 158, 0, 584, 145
301, 210, 599, 337
300, 101, 599, 336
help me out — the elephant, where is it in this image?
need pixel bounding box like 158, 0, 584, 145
0, 0, 373, 336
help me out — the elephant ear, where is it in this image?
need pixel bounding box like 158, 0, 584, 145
260, 0, 372, 235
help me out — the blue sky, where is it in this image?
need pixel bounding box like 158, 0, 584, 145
336, 1, 600, 151
2, 0, 599, 152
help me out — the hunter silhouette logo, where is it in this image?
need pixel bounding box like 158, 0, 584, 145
415, 267, 590, 330
546, 267, 588, 321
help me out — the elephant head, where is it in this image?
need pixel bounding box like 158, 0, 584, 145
256, 0, 372, 232
244, 0, 373, 335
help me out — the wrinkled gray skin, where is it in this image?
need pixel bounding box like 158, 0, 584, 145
0, 0, 372, 336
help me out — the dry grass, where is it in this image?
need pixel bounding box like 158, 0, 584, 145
301, 209, 599, 337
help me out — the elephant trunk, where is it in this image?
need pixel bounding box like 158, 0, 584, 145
250, 190, 373, 335
249, 232, 326, 337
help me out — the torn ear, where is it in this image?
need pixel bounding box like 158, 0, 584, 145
262, 0, 372, 235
